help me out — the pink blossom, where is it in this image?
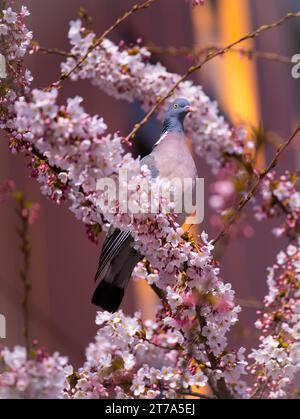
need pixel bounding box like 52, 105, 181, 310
215, 296, 235, 314
187, 0, 205, 6
0, 179, 16, 203
0, 345, 69, 399
21, 202, 40, 225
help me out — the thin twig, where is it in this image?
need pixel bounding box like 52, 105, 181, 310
250, 378, 270, 399
16, 195, 31, 352
236, 298, 263, 310
143, 336, 179, 351
212, 124, 300, 245
125, 11, 300, 142
148, 43, 292, 64
51, 0, 158, 88
272, 194, 290, 215
38, 46, 76, 59
181, 390, 216, 399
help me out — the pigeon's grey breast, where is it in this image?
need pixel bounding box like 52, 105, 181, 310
144, 131, 198, 226
151, 131, 197, 181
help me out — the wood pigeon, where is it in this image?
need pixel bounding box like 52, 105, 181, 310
92, 98, 197, 312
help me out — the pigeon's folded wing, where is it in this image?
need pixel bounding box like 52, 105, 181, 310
94, 229, 132, 282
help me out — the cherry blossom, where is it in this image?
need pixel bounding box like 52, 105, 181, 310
249, 240, 300, 398
64, 310, 208, 399
254, 172, 300, 240
0, 345, 69, 399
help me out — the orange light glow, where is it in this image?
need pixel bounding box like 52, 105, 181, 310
191, 0, 264, 167
215, 0, 260, 126
134, 277, 158, 321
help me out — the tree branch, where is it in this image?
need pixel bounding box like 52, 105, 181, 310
212, 124, 300, 245
125, 11, 300, 142
52, 0, 158, 88
37, 46, 75, 59
16, 195, 31, 352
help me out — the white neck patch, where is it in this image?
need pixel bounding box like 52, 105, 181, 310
154, 131, 168, 146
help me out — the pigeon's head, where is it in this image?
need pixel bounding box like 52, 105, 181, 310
166, 98, 195, 121
162, 98, 195, 133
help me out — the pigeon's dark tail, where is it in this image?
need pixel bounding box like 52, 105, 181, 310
92, 242, 143, 312
92, 280, 125, 313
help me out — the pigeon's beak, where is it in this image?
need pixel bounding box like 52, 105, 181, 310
184, 105, 195, 113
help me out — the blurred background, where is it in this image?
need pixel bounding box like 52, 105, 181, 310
1, 0, 300, 367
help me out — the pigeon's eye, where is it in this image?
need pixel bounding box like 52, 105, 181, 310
173, 104, 178, 109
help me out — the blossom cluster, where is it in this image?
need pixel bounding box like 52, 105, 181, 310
249, 241, 300, 398
64, 310, 208, 399
0, 345, 68, 399
208, 167, 254, 239
131, 239, 247, 398
0, 6, 32, 122
254, 172, 300, 240
13, 89, 125, 215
